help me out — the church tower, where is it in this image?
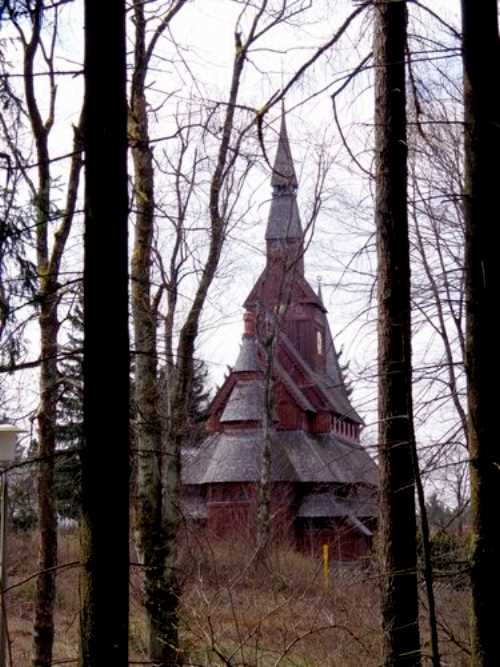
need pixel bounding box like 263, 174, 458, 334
182, 110, 377, 559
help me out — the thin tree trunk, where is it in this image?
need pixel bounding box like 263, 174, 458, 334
128, 3, 189, 663
24, 8, 57, 664
32, 301, 58, 667
79, 1, 129, 664
413, 455, 440, 667
129, 2, 169, 661
460, 2, 500, 664
374, 1, 421, 664
32, 119, 83, 666
257, 329, 275, 555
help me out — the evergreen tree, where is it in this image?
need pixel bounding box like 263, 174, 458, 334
56, 292, 84, 520
56, 296, 210, 524
425, 493, 454, 532
337, 346, 353, 398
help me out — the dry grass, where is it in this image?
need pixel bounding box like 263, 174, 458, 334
3, 530, 469, 666
6, 530, 80, 665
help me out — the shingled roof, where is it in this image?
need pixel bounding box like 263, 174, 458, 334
265, 192, 303, 240
182, 431, 298, 484
233, 335, 259, 372
220, 380, 264, 423
297, 489, 377, 519
182, 429, 377, 487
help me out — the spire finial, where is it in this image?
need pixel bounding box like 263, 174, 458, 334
317, 276, 324, 304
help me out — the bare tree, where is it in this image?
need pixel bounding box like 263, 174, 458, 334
128, 2, 196, 663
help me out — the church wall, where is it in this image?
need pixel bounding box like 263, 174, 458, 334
277, 345, 327, 412
206, 482, 295, 544
275, 382, 304, 430
309, 412, 332, 433
180, 485, 374, 564
283, 309, 325, 372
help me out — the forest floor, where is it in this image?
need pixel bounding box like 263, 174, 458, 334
5, 530, 469, 666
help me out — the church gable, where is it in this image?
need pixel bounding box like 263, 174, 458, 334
244, 270, 324, 312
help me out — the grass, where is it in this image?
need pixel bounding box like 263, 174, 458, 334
3, 529, 469, 666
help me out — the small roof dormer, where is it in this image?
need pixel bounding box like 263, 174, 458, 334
233, 312, 260, 373
233, 335, 259, 373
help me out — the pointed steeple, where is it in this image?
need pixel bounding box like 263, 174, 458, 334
266, 106, 303, 242
271, 105, 298, 190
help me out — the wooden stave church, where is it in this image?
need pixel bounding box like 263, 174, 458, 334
182, 112, 377, 560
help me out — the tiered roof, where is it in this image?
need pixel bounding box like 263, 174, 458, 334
184, 431, 377, 487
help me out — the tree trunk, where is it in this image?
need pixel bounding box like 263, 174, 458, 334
374, 1, 421, 664
413, 458, 440, 667
256, 329, 275, 556
129, 2, 170, 661
24, 7, 57, 661
79, 1, 129, 664
31, 301, 58, 667
461, 2, 500, 664
31, 124, 83, 664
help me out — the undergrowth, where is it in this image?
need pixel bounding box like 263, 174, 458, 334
4, 530, 469, 666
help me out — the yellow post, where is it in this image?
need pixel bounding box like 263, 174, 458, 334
322, 543, 330, 590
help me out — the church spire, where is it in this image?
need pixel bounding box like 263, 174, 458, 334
265, 106, 303, 242
271, 104, 299, 190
